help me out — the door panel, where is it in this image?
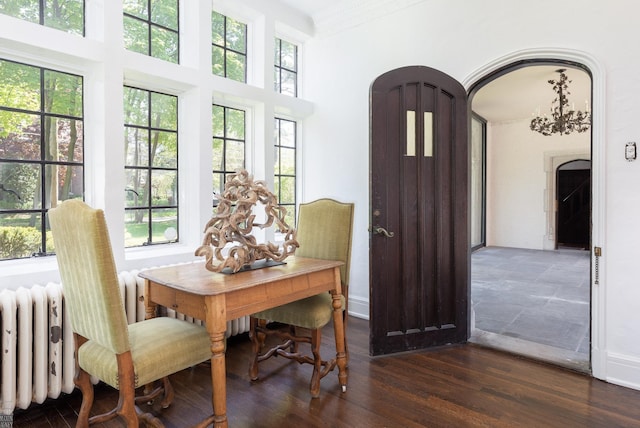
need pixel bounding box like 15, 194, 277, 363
370, 66, 469, 356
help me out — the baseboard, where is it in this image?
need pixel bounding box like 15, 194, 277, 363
606, 352, 640, 391
348, 295, 369, 320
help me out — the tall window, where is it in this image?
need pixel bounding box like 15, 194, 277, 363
0, 59, 84, 260
274, 118, 296, 226
124, 86, 178, 247
123, 0, 179, 63
0, 0, 84, 35
212, 104, 245, 207
274, 38, 297, 97
211, 11, 247, 82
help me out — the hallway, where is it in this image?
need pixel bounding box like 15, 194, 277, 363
470, 246, 590, 371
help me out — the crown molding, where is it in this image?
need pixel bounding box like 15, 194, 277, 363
313, 0, 425, 37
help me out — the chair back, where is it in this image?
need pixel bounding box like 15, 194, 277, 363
49, 199, 130, 355
295, 199, 354, 288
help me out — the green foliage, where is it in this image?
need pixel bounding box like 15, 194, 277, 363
0, 226, 42, 260
0, 0, 83, 35
124, 0, 178, 63
211, 11, 246, 82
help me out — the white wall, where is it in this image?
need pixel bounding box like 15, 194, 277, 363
302, 0, 640, 390
485, 119, 590, 250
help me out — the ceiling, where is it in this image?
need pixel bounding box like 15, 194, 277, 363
472, 65, 592, 123
275, 0, 342, 18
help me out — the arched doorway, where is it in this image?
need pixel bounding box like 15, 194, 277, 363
466, 60, 593, 372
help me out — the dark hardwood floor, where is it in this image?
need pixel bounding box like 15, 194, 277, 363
14, 317, 640, 427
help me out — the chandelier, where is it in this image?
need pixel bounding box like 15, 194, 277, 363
530, 69, 591, 136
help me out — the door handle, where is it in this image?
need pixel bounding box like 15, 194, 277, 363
369, 225, 395, 238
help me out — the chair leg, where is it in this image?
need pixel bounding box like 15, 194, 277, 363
74, 365, 94, 428
309, 328, 322, 398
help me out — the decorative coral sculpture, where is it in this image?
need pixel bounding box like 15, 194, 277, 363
195, 170, 298, 273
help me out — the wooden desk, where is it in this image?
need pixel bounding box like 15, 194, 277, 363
139, 256, 348, 427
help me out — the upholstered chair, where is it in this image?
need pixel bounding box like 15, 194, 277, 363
49, 199, 212, 427
249, 198, 354, 398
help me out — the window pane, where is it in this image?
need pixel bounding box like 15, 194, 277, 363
274, 69, 281, 93
0, 214, 42, 260
279, 121, 296, 147
123, 15, 149, 55
151, 170, 177, 206
44, 117, 83, 162
125, 169, 148, 208
123, 0, 148, 20
211, 11, 225, 46
125, 208, 149, 246
226, 17, 246, 52
279, 147, 295, 175
226, 140, 244, 171
43, 70, 83, 117
45, 164, 83, 207
150, 131, 177, 168
213, 173, 224, 197
0, 112, 41, 161
0, 0, 39, 24
226, 109, 244, 139
0, 162, 38, 210
125, 127, 149, 167
212, 46, 225, 77
280, 40, 296, 70
150, 92, 177, 130
212, 138, 224, 170
44, 0, 83, 35
226, 51, 246, 82
280, 70, 296, 97
151, 25, 178, 64
212, 105, 224, 137
151, 0, 178, 30
279, 176, 295, 204
0, 60, 40, 111
150, 208, 177, 243
124, 87, 149, 127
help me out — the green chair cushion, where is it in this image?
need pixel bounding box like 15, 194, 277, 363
252, 292, 345, 330
78, 317, 212, 389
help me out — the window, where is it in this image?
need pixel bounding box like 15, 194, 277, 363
124, 86, 178, 247
123, 0, 179, 63
273, 117, 296, 226
0, 59, 84, 260
211, 11, 247, 82
0, 0, 84, 35
274, 38, 297, 97
212, 104, 245, 207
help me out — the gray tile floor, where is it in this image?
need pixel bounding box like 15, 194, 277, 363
470, 246, 590, 369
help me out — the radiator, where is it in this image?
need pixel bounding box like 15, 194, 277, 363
0, 267, 250, 415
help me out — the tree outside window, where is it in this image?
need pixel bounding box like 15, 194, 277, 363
0, 0, 84, 35
211, 11, 247, 82
123, 0, 179, 63
124, 86, 178, 247
0, 59, 84, 260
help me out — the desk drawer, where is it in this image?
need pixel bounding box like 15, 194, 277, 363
148, 285, 207, 321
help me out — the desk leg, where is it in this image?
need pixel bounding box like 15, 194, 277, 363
331, 268, 348, 392
206, 296, 228, 428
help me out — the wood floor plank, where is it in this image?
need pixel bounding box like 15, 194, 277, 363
13, 317, 640, 427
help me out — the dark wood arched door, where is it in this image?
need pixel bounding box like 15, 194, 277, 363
369, 66, 469, 356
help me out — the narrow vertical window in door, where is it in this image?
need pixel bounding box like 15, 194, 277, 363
406, 110, 416, 156
424, 112, 433, 157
